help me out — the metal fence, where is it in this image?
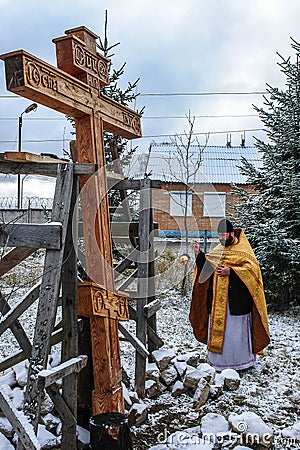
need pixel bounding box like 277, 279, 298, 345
0, 197, 53, 209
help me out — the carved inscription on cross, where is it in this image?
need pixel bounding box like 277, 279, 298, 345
1, 26, 141, 417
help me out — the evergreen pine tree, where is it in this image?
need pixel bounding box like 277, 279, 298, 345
232, 39, 300, 306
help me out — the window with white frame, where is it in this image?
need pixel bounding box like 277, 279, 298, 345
203, 192, 226, 217
169, 191, 192, 216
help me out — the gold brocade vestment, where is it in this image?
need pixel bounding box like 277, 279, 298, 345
189, 229, 270, 354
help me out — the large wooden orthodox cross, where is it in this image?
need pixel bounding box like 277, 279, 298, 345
1, 26, 141, 417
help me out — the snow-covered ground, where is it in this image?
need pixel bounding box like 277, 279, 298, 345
128, 291, 300, 449
0, 249, 299, 449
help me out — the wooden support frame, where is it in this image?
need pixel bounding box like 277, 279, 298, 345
0, 164, 164, 447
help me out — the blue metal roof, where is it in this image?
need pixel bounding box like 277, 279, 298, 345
127, 144, 261, 185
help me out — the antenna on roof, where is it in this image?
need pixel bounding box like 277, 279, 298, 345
240, 131, 246, 147
226, 134, 232, 148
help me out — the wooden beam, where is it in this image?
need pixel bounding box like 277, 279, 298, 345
23, 164, 74, 433
0, 327, 63, 373
110, 222, 158, 238
128, 304, 137, 321
111, 179, 162, 191
46, 384, 76, 429
144, 299, 161, 318
147, 324, 164, 349
114, 252, 137, 279
0, 50, 141, 140
3, 151, 67, 163
0, 291, 32, 357
117, 268, 138, 291
38, 355, 88, 389
118, 323, 149, 359
0, 158, 97, 177
135, 178, 152, 397
0, 223, 62, 249
0, 385, 41, 450
61, 173, 78, 450
0, 282, 40, 336
0, 247, 37, 277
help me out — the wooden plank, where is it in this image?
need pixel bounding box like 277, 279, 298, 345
38, 355, 88, 389
111, 179, 162, 191
128, 304, 137, 321
135, 179, 151, 397
0, 50, 141, 140
108, 140, 138, 248
3, 151, 67, 163
0, 223, 62, 249
23, 164, 74, 433
0, 385, 41, 450
147, 325, 164, 349
125, 290, 138, 298
0, 282, 40, 336
46, 384, 76, 429
114, 251, 138, 279
144, 299, 161, 318
117, 268, 138, 291
61, 173, 78, 449
0, 291, 32, 357
0, 247, 37, 277
147, 202, 157, 354
118, 323, 149, 359
0, 327, 63, 373
0, 159, 96, 177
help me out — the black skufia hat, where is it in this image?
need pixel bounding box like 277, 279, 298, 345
217, 219, 234, 233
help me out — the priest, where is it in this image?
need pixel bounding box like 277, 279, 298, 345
190, 219, 270, 371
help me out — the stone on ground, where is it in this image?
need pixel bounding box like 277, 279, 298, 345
151, 349, 176, 371
220, 368, 240, 390
193, 378, 210, 408
281, 421, 300, 442
228, 411, 273, 447
128, 402, 148, 426
200, 412, 230, 436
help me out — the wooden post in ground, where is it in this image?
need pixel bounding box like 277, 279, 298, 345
135, 178, 152, 397
61, 173, 79, 449
0, 25, 141, 427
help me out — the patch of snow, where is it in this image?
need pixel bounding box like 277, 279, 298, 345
76, 425, 90, 445
37, 424, 60, 448
0, 432, 14, 450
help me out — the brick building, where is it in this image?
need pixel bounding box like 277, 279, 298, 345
127, 143, 261, 237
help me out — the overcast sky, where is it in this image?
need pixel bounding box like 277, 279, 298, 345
0, 0, 300, 197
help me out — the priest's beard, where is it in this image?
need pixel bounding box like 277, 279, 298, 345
220, 235, 234, 247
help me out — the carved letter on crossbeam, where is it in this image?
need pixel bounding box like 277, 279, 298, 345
1, 25, 141, 420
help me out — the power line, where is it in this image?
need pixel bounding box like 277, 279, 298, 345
0, 127, 266, 144
0, 91, 269, 99
140, 91, 268, 97
142, 128, 265, 138
143, 114, 258, 119
0, 117, 68, 121
0, 113, 259, 121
